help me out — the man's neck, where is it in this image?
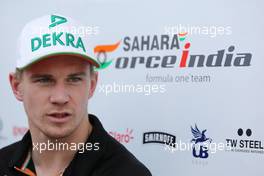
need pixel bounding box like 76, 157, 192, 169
30, 116, 92, 176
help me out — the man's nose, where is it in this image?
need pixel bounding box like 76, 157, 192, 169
49, 83, 70, 105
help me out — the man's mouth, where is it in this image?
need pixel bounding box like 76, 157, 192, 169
49, 112, 70, 118
47, 112, 71, 123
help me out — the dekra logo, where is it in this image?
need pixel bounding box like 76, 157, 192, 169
31, 15, 86, 53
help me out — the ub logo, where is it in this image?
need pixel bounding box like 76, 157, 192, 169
191, 124, 212, 159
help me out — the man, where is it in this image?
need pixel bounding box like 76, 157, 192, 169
0, 14, 151, 176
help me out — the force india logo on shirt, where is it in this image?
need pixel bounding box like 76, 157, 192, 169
30, 15, 86, 53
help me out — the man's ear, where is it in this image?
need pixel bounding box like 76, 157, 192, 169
88, 71, 98, 99
9, 73, 23, 101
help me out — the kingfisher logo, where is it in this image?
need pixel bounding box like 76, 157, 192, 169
191, 124, 212, 159
94, 33, 252, 69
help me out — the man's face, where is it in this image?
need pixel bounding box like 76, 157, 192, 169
10, 55, 97, 139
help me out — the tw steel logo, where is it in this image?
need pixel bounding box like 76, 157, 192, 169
226, 128, 264, 154
94, 33, 252, 69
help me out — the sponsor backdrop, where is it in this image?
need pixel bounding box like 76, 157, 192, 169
0, 0, 263, 175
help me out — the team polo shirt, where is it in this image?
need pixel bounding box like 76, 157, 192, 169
0, 115, 152, 176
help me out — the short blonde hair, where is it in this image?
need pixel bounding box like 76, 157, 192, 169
14, 65, 95, 80
14, 68, 23, 80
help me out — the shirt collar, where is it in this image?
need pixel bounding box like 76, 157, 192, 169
8, 114, 108, 176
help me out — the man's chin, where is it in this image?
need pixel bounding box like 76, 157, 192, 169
42, 128, 74, 140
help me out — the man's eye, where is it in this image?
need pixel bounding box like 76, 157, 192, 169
68, 77, 82, 82
35, 78, 52, 83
